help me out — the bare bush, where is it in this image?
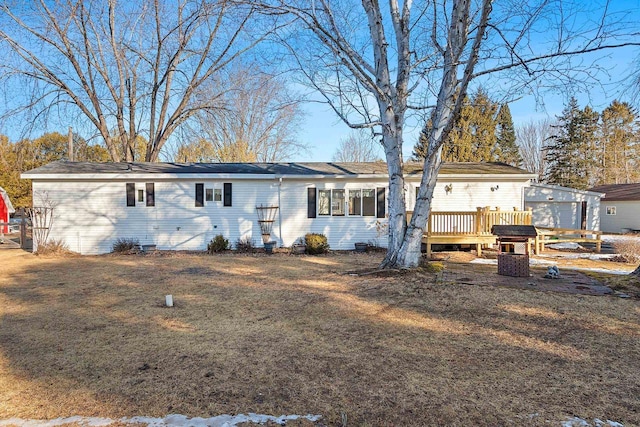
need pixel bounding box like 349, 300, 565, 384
112, 238, 140, 254
35, 239, 72, 256
613, 239, 640, 264
235, 236, 255, 253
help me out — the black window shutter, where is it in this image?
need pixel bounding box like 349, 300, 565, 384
307, 188, 317, 218
146, 183, 155, 207
376, 187, 386, 218
195, 183, 204, 207
223, 183, 232, 206
126, 183, 135, 206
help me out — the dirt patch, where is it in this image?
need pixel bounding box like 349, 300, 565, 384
1, 250, 639, 426
443, 263, 614, 296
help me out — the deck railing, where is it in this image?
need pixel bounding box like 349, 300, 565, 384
416, 207, 532, 236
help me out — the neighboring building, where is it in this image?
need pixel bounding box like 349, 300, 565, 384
22, 161, 536, 254
524, 183, 604, 230
589, 183, 640, 233
0, 186, 15, 234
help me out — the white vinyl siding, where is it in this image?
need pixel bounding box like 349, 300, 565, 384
31, 173, 534, 254
600, 201, 640, 233
524, 184, 602, 230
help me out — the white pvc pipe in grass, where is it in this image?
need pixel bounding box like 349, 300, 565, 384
165, 295, 174, 307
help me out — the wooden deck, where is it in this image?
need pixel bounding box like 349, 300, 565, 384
408, 207, 532, 257
409, 208, 602, 256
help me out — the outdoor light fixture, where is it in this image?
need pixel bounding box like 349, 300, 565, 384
444, 184, 453, 194
491, 185, 499, 192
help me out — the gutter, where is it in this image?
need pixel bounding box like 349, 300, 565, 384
21, 172, 539, 181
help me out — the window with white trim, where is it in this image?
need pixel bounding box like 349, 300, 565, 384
311, 187, 381, 217
318, 190, 331, 216
332, 189, 345, 216
349, 189, 362, 216
362, 189, 376, 216
606, 206, 616, 215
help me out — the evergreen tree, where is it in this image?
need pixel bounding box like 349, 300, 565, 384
599, 100, 640, 184
468, 88, 498, 161
494, 104, 522, 165
578, 106, 600, 187
413, 88, 500, 162
441, 95, 475, 161
545, 98, 598, 190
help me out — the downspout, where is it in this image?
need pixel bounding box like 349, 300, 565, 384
277, 176, 283, 246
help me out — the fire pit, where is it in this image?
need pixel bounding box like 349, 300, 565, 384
491, 225, 538, 277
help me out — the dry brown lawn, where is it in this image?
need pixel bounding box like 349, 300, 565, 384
0, 249, 639, 426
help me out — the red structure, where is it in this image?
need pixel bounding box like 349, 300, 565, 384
0, 187, 15, 234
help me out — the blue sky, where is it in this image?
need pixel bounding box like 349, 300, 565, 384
295, 42, 640, 163
293, 0, 640, 162
1, 0, 638, 163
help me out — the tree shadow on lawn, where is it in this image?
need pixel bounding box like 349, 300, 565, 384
0, 252, 639, 426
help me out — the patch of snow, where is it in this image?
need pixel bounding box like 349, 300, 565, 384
0, 413, 322, 427
547, 242, 583, 250
470, 258, 556, 266
602, 234, 640, 244
470, 258, 497, 265
537, 253, 616, 260
561, 417, 624, 427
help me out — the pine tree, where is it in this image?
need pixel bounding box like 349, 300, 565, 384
469, 88, 498, 161
577, 106, 600, 187
442, 95, 475, 161
494, 104, 522, 165
413, 88, 500, 162
599, 100, 640, 184
545, 98, 598, 190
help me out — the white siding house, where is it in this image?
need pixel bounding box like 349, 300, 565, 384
589, 183, 640, 233
22, 161, 536, 254
524, 184, 603, 230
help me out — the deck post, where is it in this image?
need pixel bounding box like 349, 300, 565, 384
534, 234, 540, 255
596, 235, 601, 253
476, 207, 482, 234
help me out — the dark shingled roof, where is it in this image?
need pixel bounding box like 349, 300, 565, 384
589, 183, 640, 201
23, 161, 532, 176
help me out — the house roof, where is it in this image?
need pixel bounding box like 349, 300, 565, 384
22, 161, 534, 179
589, 183, 640, 201
529, 183, 605, 197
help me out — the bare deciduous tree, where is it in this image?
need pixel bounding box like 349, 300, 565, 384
244, 0, 640, 268
0, 0, 263, 161
179, 66, 307, 162
517, 119, 553, 182
332, 130, 381, 162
